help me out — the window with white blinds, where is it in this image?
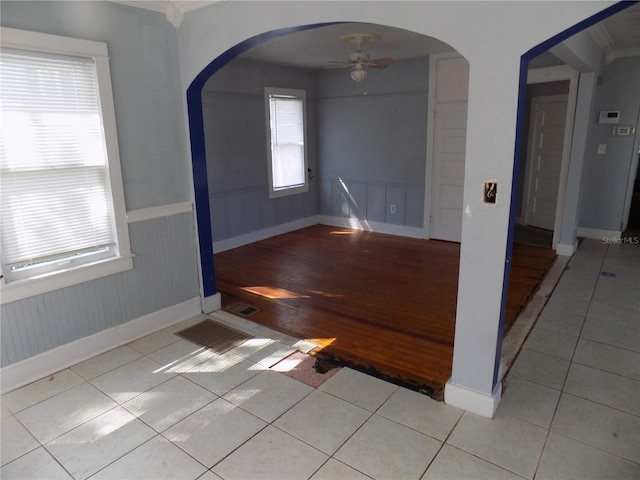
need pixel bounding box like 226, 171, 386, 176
264, 87, 308, 198
0, 27, 131, 303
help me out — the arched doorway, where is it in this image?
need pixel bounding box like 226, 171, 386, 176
186, 22, 461, 306
186, 24, 330, 305
182, 2, 632, 416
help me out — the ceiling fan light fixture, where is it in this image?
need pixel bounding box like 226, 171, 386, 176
326, 32, 391, 83
350, 67, 367, 82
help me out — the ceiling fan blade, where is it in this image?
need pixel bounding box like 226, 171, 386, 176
325, 62, 352, 69
369, 58, 395, 69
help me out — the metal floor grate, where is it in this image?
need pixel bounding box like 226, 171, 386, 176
175, 319, 250, 354
226, 302, 260, 317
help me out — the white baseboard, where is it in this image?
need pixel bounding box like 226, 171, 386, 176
577, 227, 621, 240
556, 241, 578, 256
318, 215, 424, 239
213, 216, 319, 253
1, 297, 202, 394
202, 292, 221, 314
444, 379, 502, 418
212, 216, 424, 253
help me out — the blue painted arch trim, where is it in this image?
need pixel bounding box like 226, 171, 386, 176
186, 23, 341, 298
185, 5, 635, 376
495, 1, 638, 388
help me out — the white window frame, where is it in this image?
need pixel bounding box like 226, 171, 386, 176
0, 27, 132, 305
264, 87, 309, 199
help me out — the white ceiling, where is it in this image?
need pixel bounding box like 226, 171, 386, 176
237, 23, 454, 69
115, 1, 640, 68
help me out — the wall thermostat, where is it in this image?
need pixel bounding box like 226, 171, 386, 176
599, 110, 620, 124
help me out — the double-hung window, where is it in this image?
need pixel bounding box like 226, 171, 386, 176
264, 87, 308, 198
0, 27, 132, 304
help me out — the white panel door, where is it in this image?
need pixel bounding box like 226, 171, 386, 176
430, 102, 468, 241
429, 56, 469, 242
524, 95, 568, 231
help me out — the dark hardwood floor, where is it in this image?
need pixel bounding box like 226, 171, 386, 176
214, 224, 556, 397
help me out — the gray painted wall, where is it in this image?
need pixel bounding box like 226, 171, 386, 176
579, 56, 640, 231
202, 59, 319, 241
317, 57, 429, 228
1, 2, 199, 367
202, 55, 430, 241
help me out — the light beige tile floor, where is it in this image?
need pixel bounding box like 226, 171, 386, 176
1, 239, 639, 479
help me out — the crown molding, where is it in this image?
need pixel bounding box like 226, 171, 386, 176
113, 1, 220, 27
607, 47, 640, 63
588, 22, 640, 65
588, 23, 615, 59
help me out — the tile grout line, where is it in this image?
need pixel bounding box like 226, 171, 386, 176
574, 335, 640, 354
6, 389, 148, 479
417, 410, 465, 479
204, 371, 385, 479
306, 382, 398, 476
557, 391, 639, 418
40, 442, 75, 480
91, 332, 337, 477
546, 429, 640, 465
267, 378, 404, 479
566, 359, 640, 384
8, 338, 269, 478
174, 365, 361, 477
531, 243, 610, 480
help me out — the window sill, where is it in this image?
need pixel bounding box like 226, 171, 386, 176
1, 255, 134, 305
268, 184, 309, 199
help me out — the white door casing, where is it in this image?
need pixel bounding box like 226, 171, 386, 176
526, 66, 579, 250
426, 54, 469, 242
426, 64, 577, 248
523, 95, 569, 231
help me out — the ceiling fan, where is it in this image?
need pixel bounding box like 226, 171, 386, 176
326, 33, 394, 82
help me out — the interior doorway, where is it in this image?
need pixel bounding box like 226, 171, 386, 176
523, 94, 569, 231
515, 68, 578, 250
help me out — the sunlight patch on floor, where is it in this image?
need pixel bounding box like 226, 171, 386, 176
184, 352, 245, 373
241, 286, 310, 299
153, 348, 213, 374
47, 407, 136, 445
307, 289, 344, 298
